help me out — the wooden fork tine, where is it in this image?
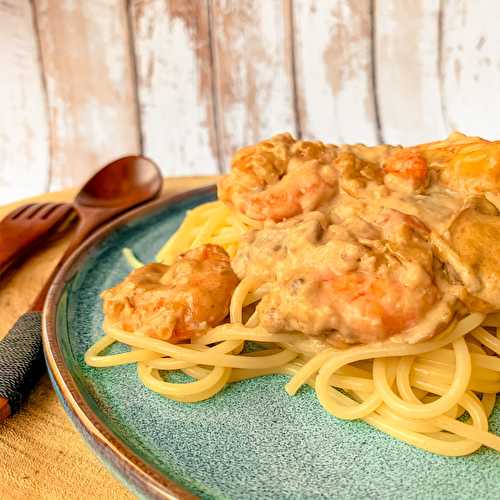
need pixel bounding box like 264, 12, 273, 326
52, 203, 74, 218
6, 204, 35, 220
38, 203, 62, 219
45, 204, 74, 226
24, 203, 50, 219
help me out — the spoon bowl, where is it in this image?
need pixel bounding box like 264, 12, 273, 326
76, 156, 163, 209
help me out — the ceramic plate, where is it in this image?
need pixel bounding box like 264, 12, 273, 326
43, 186, 500, 499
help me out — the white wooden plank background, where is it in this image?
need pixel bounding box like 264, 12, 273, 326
0, 0, 49, 203
293, 0, 379, 145
210, 0, 297, 170
441, 0, 500, 140
375, 0, 448, 145
131, 0, 220, 176
2, 0, 500, 203
35, 0, 140, 191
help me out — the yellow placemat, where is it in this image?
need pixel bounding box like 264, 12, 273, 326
0, 177, 214, 500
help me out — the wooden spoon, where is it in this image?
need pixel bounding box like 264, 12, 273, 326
0, 155, 162, 420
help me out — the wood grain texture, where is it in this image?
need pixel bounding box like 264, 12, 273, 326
375, 0, 447, 145
0, 0, 49, 204
441, 0, 500, 139
211, 0, 297, 170
131, 0, 219, 176
34, 0, 140, 191
4, 0, 500, 202
293, 0, 379, 145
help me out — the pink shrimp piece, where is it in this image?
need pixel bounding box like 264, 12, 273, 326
218, 133, 338, 222
254, 207, 441, 345
322, 272, 438, 344
101, 244, 239, 343
383, 149, 429, 192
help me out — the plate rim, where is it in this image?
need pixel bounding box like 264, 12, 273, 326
42, 185, 216, 500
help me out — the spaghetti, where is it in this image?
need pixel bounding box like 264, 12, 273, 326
86, 200, 500, 457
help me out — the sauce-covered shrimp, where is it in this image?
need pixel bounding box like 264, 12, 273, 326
234, 208, 448, 345
101, 244, 238, 342
218, 133, 338, 221
383, 149, 429, 193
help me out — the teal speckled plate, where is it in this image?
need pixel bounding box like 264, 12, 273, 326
43, 186, 500, 499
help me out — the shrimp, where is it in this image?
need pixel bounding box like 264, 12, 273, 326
253, 208, 442, 345
101, 244, 239, 342
406, 133, 500, 193
446, 201, 500, 311
383, 149, 429, 193
258, 264, 439, 346
321, 271, 438, 344
218, 133, 338, 222
438, 140, 500, 193
325, 210, 439, 343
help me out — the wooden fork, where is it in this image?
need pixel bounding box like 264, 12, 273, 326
0, 203, 74, 277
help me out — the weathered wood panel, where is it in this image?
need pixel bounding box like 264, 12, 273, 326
211, 0, 297, 170
5, 0, 500, 204
293, 0, 379, 145
375, 0, 447, 145
34, 0, 140, 190
441, 0, 500, 140
0, 0, 49, 204
131, 0, 219, 175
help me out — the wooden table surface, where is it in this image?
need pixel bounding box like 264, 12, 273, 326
0, 176, 213, 500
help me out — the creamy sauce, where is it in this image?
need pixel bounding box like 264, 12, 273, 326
233, 209, 443, 345
227, 133, 500, 345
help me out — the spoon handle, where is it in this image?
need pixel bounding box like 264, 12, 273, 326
0, 312, 44, 420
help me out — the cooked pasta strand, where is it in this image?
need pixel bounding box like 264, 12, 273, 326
86, 200, 500, 456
